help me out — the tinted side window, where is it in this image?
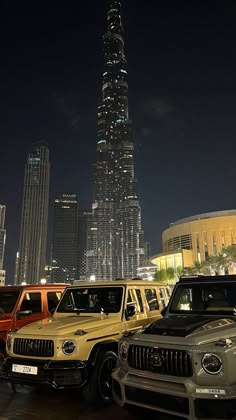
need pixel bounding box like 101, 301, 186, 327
47, 291, 62, 312
0, 291, 20, 313
20, 293, 42, 313
160, 288, 167, 308
145, 289, 159, 311
136, 290, 143, 312
166, 287, 171, 298
127, 289, 143, 314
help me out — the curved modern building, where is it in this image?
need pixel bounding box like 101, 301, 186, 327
151, 210, 236, 277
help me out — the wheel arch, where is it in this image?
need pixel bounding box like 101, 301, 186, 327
0, 338, 6, 358
87, 340, 118, 366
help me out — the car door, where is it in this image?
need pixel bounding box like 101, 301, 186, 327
46, 291, 64, 314
144, 287, 162, 323
124, 288, 149, 332
15, 292, 44, 329
158, 287, 169, 310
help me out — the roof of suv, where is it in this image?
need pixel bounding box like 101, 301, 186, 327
69, 280, 168, 287
0, 284, 68, 292
179, 274, 236, 284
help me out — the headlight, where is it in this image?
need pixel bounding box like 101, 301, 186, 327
62, 340, 76, 355
6, 335, 11, 351
119, 342, 128, 360
202, 353, 222, 375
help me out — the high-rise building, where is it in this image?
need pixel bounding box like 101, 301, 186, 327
0, 205, 6, 270
17, 142, 50, 284
144, 242, 151, 262
78, 209, 91, 280
51, 193, 79, 283
87, 1, 144, 280
14, 251, 19, 285
0, 205, 6, 285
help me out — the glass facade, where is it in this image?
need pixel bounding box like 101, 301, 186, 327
0, 205, 6, 272
17, 142, 50, 284
77, 209, 91, 279
51, 194, 79, 283
87, 1, 144, 280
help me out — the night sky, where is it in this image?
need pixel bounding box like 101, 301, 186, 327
1, 0, 236, 283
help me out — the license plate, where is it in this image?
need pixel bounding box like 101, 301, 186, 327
196, 388, 226, 395
12, 364, 38, 375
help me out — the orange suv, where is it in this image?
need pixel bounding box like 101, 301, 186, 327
0, 284, 67, 362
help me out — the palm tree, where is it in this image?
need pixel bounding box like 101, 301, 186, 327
176, 266, 183, 278
222, 245, 236, 273
166, 267, 175, 283
181, 245, 236, 277
206, 254, 226, 275
154, 269, 167, 282
183, 260, 209, 275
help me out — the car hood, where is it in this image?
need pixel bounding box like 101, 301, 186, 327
133, 316, 236, 346
14, 314, 121, 337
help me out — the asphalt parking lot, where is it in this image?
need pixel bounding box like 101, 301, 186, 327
0, 380, 184, 420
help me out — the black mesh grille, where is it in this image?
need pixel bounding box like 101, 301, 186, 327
128, 345, 192, 377
125, 386, 189, 415
13, 338, 54, 357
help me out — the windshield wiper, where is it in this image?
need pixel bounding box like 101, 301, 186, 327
72, 308, 86, 314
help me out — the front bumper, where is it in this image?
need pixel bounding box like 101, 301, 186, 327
1, 357, 88, 389
112, 368, 236, 420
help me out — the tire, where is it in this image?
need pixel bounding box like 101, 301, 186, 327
83, 350, 117, 405
7, 382, 33, 393
0, 349, 5, 364
7, 381, 17, 392
0, 346, 6, 376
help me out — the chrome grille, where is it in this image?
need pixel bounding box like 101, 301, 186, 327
13, 338, 54, 357
128, 345, 192, 377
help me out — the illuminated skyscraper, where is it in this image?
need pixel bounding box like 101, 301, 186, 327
0, 205, 6, 284
0, 205, 6, 270
17, 142, 50, 284
87, 1, 144, 280
51, 193, 79, 283
78, 209, 91, 279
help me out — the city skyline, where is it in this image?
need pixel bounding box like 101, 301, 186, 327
1, 0, 236, 282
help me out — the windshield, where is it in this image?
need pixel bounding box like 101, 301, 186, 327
169, 283, 236, 316
57, 287, 124, 314
0, 291, 20, 314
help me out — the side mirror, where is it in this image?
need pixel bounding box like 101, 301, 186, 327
161, 306, 167, 317
49, 307, 56, 314
16, 310, 32, 320
125, 303, 136, 320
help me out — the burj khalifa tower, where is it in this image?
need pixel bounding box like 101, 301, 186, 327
87, 1, 144, 280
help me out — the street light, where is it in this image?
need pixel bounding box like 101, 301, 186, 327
40, 278, 47, 285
